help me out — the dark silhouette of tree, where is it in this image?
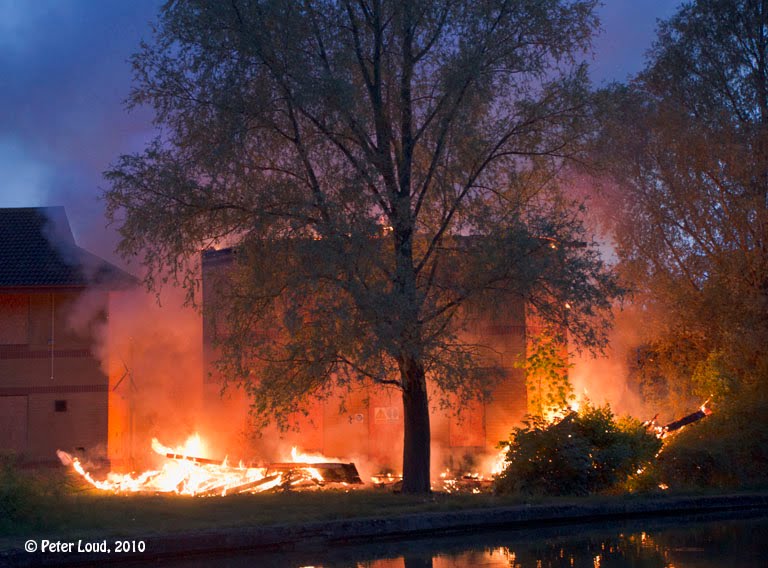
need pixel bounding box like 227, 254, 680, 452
105, 0, 617, 493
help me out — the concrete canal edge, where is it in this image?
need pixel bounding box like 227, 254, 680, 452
4, 492, 768, 566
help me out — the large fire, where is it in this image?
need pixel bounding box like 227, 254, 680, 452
58, 399, 710, 496
58, 433, 511, 495
57, 434, 361, 496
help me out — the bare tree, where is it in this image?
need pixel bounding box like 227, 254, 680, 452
105, 0, 617, 493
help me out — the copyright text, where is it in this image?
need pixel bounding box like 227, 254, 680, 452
24, 539, 146, 554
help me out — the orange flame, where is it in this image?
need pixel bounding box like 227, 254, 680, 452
58, 434, 279, 496
289, 446, 339, 464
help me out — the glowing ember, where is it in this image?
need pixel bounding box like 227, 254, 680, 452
371, 472, 402, 487
435, 470, 493, 493
371, 465, 498, 493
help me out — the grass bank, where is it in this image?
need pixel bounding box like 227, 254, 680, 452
3, 489, 768, 568
2, 488, 535, 540
4, 456, 768, 562
3, 484, 767, 542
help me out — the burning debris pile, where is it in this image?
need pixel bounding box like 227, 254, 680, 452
437, 471, 494, 494
369, 470, 495, 494
57, 436, 361, 496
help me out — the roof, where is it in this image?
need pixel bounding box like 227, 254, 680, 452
0, 206, 136, 289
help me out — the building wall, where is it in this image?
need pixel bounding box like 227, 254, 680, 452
465, 299, 528, 449
0, 291, 109, 464
201, 250, 528, 470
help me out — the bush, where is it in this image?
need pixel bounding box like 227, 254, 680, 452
653, 395, 768, 489
0, 454, 42, 533
494, 404, 661, 496
0, 454, 72, 535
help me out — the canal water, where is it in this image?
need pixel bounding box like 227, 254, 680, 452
147, 510, 768, 567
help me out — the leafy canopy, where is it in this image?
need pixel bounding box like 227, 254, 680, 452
105, 1, 617, 427
592, 0, 768, 405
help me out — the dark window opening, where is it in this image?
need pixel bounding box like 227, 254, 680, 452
54, 400, 67, 412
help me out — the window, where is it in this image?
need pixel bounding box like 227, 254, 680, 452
54, 400, 67, 412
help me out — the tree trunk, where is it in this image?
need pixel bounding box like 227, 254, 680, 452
404, 554, 433, 568
400, 355, 431, 494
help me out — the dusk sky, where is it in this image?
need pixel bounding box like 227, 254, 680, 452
0, 0, 681, 266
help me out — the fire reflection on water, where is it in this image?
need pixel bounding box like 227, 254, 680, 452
274, 518, 764, 568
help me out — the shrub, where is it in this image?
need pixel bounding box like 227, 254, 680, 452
654, 394, 768, 489
0, 454, 71, 534
494, 404, 661, 496
0, 454, 42, 533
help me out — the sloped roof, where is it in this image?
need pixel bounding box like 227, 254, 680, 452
0, 206, 136, 289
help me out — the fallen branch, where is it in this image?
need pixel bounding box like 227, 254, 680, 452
645, 400, 713, 438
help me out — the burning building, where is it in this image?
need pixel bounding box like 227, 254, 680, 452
201, 247, 530, 472
0, 207, 134, 465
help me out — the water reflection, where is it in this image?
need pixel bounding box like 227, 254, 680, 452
349, 531, 670, 568
148, 510, 768, 568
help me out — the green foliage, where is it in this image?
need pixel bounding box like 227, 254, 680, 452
691, 350, 736, 400
0, 454, 43, 534
0, 455, 76, 535
520, 332, 574, 418
627, 342, 703, 418
652, 395, 768, 489
494, 404, 661, 496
